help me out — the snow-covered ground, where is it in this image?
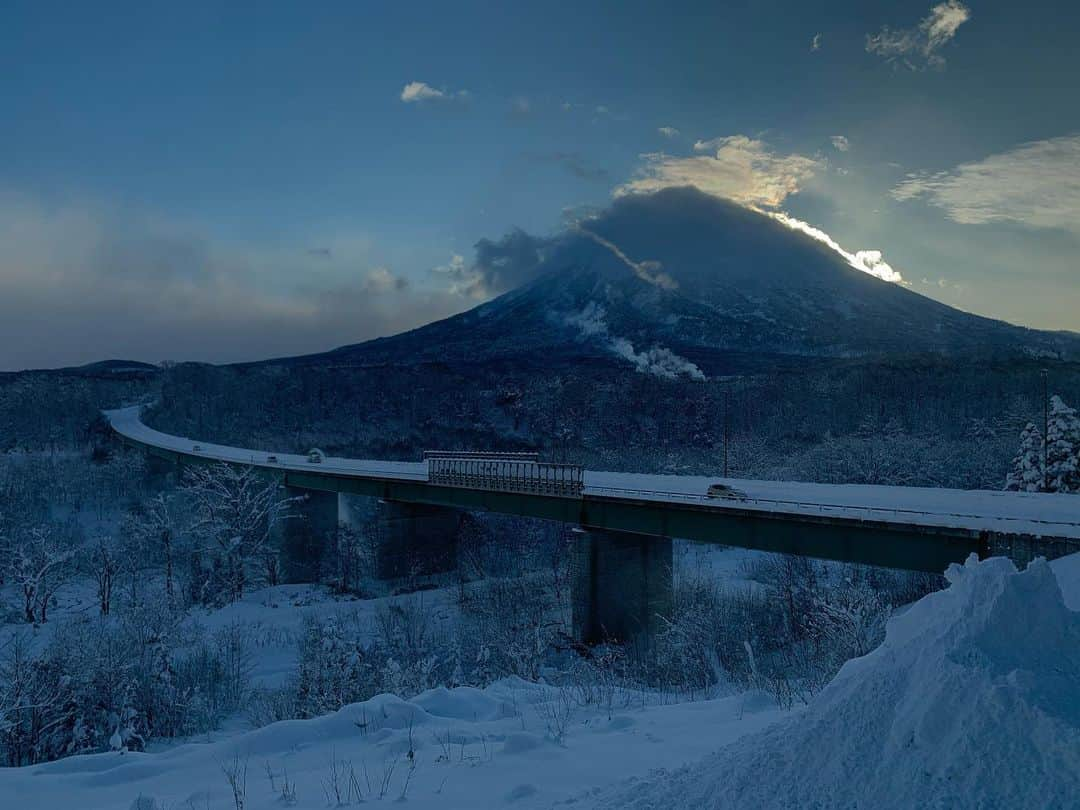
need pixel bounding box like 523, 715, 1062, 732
107, 406, 1080, 540
0, 679, 787, 809
0, 545, 781, 809
589, 552, 1080, 809
1, 551, 1076, 809
2, 548, 1071, 807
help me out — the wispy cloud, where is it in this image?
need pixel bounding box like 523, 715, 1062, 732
831, 135, 850, 152
400, 81, 469, 103
891, 134, 1080, 234
866, 0, 971, 70
362, 267, 410, 293
529, 152, 610, 183
658, 126, 680, 139
619, 135, 821, 208
811, 33, 822, 52
0, 192, 466, 369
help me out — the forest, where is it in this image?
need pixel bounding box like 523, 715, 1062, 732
3, 355, 1079, 766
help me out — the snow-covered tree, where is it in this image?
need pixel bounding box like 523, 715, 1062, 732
1046, 395, 1080, 493
182, 463, 297, 602
82, 534, 124, 616
125, 493, 181, 603
7, 524, 77, 623
1005, 422, 1045, 492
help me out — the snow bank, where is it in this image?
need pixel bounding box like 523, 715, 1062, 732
0, 679, 786, 809
591, 553, 1080, 809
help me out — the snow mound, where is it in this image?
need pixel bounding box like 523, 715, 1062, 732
591, 554, 1080, 810
410, 685, 513, 721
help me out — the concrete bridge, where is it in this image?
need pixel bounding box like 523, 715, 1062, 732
106, 406, 1080, 643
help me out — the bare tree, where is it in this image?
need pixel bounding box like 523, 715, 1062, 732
127, 493, 181, 602
182, 464, 297, 602
0, 633, 68, 766
7, 524, 77, 623
83, 533, 124, 616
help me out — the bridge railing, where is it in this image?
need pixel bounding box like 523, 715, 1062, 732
426, 454, 583, 497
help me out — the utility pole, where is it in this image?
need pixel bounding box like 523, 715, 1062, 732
723, 389, 730, 478
1042, 368, 1049, 492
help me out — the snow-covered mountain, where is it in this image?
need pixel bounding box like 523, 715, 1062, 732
287, 188, 1078, 375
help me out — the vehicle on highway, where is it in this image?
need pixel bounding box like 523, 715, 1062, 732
266, 455, 278, 463
307, 448, 325, 464
706, 483, 747, 500
192, 444, 203, 452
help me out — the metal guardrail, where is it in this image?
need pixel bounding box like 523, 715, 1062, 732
584, 485, 1080, 533
423, 450, 539, 462
427, 455, 584, 497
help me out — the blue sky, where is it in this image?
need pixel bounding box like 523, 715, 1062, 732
2, 0, 1078, 369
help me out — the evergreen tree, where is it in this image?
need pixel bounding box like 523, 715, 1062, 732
1046, 395, 1080, 493
1005, 422, 1044, 492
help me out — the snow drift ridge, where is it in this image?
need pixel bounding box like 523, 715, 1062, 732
593, 554, 1080, 809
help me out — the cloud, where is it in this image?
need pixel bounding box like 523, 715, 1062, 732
529, 152, 610, 183
564, 302, 705, 381
400, 81, 468, 103
433, 229, 552, 300
618, 135, 821, 208
658, 126, 680, 139
767, 211, 905, 283
0, 192, 466, 370
891, 134, 1080, 234
921, 276, 967, 294
510, 96, 531, 116
866, 0, 971, 70
811, 33, 822, 51
831, 135, 850, 152
362, 267, 410, 293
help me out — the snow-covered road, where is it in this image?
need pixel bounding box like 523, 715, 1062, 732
107, 406, 1080, 540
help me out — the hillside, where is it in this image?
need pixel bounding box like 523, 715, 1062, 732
277, 188, 1078, 374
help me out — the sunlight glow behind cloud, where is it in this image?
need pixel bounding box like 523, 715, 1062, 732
617, 136, 903, 285
768, 212, 905, 284
621, 135, 820, 209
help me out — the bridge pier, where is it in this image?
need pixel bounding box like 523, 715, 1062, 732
375, 500, 461, 580
276, 487, 339, 583
572, 528, 673, 645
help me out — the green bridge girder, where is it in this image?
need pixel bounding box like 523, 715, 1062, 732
109, 433, 1074, 574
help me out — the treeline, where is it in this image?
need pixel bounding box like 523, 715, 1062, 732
0, 367, 155, 452
145, 357, 1080, 489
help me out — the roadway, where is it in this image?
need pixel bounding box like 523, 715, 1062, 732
106, 405, 1080, 572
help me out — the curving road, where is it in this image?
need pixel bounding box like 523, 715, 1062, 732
106, 405, 1080, 571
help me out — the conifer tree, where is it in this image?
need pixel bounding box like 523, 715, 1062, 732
1005, 422, 1044, 492
1046, 395, 1080, 493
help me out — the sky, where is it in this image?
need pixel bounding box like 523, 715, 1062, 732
1, 0, 1078, 370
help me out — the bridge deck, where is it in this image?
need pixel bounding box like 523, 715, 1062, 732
106, 406, 1080, 571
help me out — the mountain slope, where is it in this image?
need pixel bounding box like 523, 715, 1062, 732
279, 188, 1077, 374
